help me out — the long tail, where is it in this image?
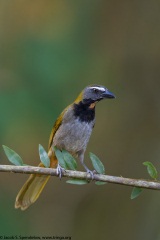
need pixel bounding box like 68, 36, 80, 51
15, 153, 58, 210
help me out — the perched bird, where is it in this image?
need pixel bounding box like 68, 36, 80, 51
15, 84, 115, 210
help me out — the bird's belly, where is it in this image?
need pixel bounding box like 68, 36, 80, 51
53, 118, 94, 153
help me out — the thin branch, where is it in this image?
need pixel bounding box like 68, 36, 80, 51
0, 164, 159, 190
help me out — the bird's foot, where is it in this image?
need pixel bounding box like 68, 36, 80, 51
86, 169, 96, 180
56, 164, 65, 179
81, 161, 96, 180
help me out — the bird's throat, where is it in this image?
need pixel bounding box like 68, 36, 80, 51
73, 101, 95, 123
89, 101, 97, 109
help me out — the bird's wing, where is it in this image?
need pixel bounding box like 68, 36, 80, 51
48, 106, 71, 150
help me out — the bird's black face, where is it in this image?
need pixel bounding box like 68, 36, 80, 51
82, 85, 115, 104
74, 84, 115, 123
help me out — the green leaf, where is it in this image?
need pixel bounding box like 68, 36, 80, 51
66, 179, 88, 185
54, 147, 68, 169
89, 152, 105, 174
62, 149, 77, 170
39, 144, 50, 168
143, 161, 158, 179
131, 187, 142, 200
95, 181, 107, 185
2, 145, 24, 166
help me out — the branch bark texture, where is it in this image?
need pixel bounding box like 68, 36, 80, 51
0, 164, 159, 190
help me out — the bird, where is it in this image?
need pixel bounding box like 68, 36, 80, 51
15, 84, 115, 210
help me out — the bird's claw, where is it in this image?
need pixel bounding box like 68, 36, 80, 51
56, 164, 64, 179
86, 169, 96, 180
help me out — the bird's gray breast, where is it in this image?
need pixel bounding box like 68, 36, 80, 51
53, 115, 94, 153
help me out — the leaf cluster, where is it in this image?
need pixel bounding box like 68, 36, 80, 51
131, 161, 158, 199
2, 145, 106, 186
2, 145, 159, 198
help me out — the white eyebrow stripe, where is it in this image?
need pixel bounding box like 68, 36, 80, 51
89, 86, 106, 92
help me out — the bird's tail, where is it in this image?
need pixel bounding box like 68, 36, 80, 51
15, 153, 58, 210
15, 172, 50, 210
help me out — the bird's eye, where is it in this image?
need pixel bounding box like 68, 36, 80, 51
93, 88, 98, 93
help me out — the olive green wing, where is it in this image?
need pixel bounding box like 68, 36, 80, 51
48, 106, 70, 150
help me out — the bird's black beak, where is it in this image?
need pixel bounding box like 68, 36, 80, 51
102, 89, 116, 99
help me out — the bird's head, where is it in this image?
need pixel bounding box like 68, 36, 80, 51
75, 85, 115, 106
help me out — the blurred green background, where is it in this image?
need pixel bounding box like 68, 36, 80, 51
0, 1, 160, 239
